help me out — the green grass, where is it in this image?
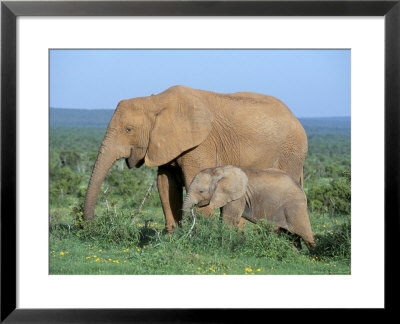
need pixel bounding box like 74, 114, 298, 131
50, 205, 350, 275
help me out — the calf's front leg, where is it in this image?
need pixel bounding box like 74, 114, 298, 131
220, 197, 246, 227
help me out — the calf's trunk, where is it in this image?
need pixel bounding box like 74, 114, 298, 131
182, 193, 198, 213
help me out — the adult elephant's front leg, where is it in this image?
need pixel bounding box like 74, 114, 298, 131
157, 165, 183, 234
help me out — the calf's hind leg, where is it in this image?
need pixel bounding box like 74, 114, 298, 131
284, 202, 316, 250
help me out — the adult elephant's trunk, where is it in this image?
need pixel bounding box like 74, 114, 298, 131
182, 193, 198, 213
84, 145, 119, 220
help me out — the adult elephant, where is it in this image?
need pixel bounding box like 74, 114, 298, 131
84, 85, 308, 233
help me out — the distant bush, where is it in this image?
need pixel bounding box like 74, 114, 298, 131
102, 165, 159, 209
50, 166, 83, 201
307, 171, 351, 215
59, 151, 81, 169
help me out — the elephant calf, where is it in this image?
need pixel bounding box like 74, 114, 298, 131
183, 165, 316, 250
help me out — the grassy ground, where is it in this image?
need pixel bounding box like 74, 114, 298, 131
50, 207, 350, 275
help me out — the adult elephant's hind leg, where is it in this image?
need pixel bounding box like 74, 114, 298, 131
157, 165, 183, 234
276, 151, 305, 187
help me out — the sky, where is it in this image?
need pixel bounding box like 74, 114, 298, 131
50, 49, 350, 118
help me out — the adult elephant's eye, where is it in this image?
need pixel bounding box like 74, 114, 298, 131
126, 127, 132, 133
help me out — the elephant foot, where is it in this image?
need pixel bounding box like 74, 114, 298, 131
237, 217, 247, 230
305, 241, 316, 251
164, 221, 179, 235
163, 228, 173, 235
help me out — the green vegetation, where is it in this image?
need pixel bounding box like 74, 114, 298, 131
49, 113, 351, 275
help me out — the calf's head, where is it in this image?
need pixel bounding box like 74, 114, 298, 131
182, 166, 248, 212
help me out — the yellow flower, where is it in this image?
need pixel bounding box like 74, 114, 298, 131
108, 258, 112, 261
85, 256, 91, 260
257, 269, 261, 272
59, 252, 64, 256
136, 248, 141, 252
95, 258, 100, 262
113, 260, 119, 264
322, 225, 326, 228
209, 267, 215, 272
223, 273, 226, 275
197, 267, 201, 271
93, 255, 97, 258
98, 249, 102, 252
123, 248, 129, 253
124, 260, 127, 263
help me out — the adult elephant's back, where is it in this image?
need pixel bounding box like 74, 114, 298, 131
207, 90, 308, 185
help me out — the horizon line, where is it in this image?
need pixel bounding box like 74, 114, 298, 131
50, 107, 351, 119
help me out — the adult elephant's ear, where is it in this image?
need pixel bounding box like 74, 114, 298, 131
145, 100, 213, 167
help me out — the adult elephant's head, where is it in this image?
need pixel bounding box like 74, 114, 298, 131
83, 86, 213, 220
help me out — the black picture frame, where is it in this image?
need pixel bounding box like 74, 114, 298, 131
1, 0, 399, 322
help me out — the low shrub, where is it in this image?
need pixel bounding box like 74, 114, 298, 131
307, 171, 351, 215
312, 218, 351, 261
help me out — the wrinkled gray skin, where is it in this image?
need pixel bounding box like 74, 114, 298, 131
183, 165, 316, 250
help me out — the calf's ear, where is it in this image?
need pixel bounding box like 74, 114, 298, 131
209, 167, 248, 209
